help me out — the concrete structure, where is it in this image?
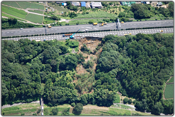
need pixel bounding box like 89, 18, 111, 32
86, 2, 91, 8
81, 1, 86, 7
90, 2, 102, 8
71, 2, 80, 6
2, 20, 173, 37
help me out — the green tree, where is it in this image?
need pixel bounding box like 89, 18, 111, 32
128, 99, 132, 104
151, 102, 164, 115
52, 108, 58, 115
61, 108, 70, 116
123, 98, 128, 104
72, 103, 83, 115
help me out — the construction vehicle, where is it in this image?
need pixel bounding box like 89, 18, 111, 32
104, 22, 107, 25
93, 23, 97, 25
63, 33, 73, 37
160, 30, 163, 32
69, 29, 80, 39
101, 23, 104, 26
129, 33, 132, 35
48, 26, 52, 28
121, 21, 124, 24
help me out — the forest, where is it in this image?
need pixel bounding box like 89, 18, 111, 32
2, 32, 174, 115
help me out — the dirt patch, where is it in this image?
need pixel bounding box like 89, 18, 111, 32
76, 64, 87, 75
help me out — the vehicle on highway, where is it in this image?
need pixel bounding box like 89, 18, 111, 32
20, 28, 23, 30
104, 22, 107, 25
124, 34, 128, 36
63, 33, 73, 37
93, 23, 97, 25
36, 40, 40, 42
121, 21, 124, 24
48, 26, 52, 28
129, 33, 132, 35
101, 23, 104, 26
160, 30, 163, 32
44, 39, 46, 41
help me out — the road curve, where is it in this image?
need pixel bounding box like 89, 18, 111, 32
1, 20, 173, 37
2, 28, 173, 41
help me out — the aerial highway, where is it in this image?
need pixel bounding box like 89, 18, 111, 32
2, 28, 173, 41
1, 20, 173, 37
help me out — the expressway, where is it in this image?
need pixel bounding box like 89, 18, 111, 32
2, 28, 173, 41
1, 20, 173, 37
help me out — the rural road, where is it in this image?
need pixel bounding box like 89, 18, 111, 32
2, 20, 173, 37
2, 28, 173, 41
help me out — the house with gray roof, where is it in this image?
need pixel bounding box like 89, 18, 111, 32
90, 2, 102, 8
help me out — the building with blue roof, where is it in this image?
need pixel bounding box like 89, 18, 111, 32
81, 1, 86, 7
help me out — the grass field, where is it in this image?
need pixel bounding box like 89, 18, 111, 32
2, 103, 40, 116
43, 17, 55, 24
164, 84, 174, 99
48, 3, 69, 13
168, 77, 174, 83
74, 11, 117, 19
28, 10, 43, 14
2, 5, 27, 19
25, 14, 43, 23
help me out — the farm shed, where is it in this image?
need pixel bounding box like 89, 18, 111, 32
120, 1, 136, 6
72, 2, 80, 6
90, 2, 102, 8
157, 2, 162, 6
81, 1, 86, 7
62, 3, 67, 6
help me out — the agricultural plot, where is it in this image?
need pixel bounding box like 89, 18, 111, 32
28, 10, 43, 14
16, 1, 44, 10
113, 94, 120, 103
164, 84, 174, 99
2, 5, 27, 19
2, 1, 20, 8
25, 14, 43, 23
168, 77, 174, 83
2, 103, 40, 116
74, 11, 117, 19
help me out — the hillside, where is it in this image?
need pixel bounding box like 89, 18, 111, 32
1, 33, 174, 115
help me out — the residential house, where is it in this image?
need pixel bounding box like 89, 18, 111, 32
71, 2, 80, 6
90, 2, 102, 8
81, 1, 86, 7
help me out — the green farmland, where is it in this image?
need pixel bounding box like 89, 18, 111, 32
164, 84, 174, 99
2, 1, 44, 10
25, 14, 43, 23
168, 77, 174, 83
2, 5, 27, 19
74, 11, 117, 19
28, 10, 43, 14
2, 103, 40, 116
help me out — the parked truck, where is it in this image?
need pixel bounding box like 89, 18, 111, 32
63, 33, 73, 37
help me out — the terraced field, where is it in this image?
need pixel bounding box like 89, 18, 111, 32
28, 10, 43, 14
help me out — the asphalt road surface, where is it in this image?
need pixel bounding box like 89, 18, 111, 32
2, 20, 173, 37
2, 28, 173, 41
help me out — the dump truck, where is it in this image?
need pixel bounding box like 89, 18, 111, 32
63, 33, 73, 37
160, 30, 163, 32
121, 21, 124, 24
48, 26, 52, 28
93, 23, 97, 25
101, 23, 104, 26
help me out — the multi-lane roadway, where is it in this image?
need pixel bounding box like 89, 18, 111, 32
1, 20, 173, 37
2, 28, 173, 41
